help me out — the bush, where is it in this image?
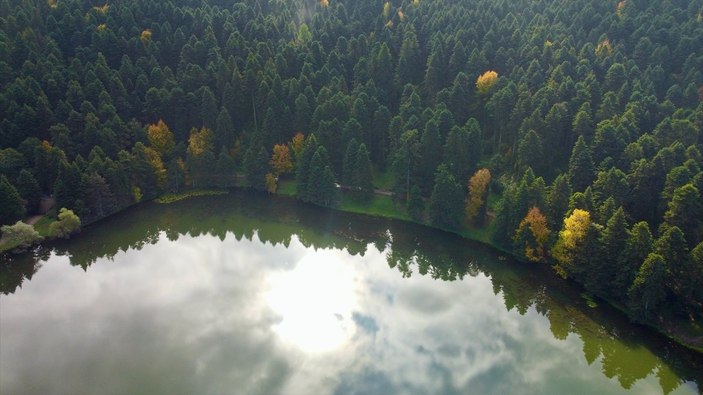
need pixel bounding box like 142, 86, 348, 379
1, 221, 43, 250
48, 208, 81, 239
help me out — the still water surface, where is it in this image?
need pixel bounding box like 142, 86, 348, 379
1, 192, 701, 394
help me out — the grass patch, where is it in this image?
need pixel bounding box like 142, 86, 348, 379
33, 215, 55, 238
277, 180, 297, 196
338, 193, 409, 221
156, 189, 228, 204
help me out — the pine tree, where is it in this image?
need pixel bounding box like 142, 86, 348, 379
216, 148, 236, 188
592, 207, 629, 298
342, 138, 359, 185
628, 253, 667, 322
429, 164, 464, 230
407, 184, 424, 221
15, 169, 42, 214
0, 175, 25, 225
354, 143, 374, 201
567, 136, 595, 192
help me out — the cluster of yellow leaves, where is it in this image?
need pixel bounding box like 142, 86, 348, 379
47, 0, 57, 8
265, 173, 278, 193
552, 209, 591, 278
514, 207, 550, 262
147, 119, 175, 157
320, 0, 329, 8
96, 24, 107, 32
383, 2, 391, 18
145, 147, 167, 189
270, 144, 293, 176
595, 38, 612, 58
385, 20, 394, 29
92, 4, 109, 14
412, 0, 419, 6
466, 168, 491, 223
397, 9, 405, 21
140, 29, 152, 43
616, 1, 626, 18
476, 71, 499, 95
187, 127, 214, 158
290, 133, 305, 161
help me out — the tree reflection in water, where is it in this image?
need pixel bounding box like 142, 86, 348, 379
1, 191, 701, 394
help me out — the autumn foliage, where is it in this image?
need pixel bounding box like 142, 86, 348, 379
265, 173, 277, 193
270, 144, 293, 176
147, 119, 175, 157
187, 127, 214, 158
476, 71, 499, 95
465, 168, 491, 224
514, 207, 550, 262
552, 209, 591, 278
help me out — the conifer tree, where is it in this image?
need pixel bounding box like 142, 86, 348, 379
0, 175, 25, 225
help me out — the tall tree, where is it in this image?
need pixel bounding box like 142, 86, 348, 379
465, 168, 491, 225
15, 169, 41, 214
0, 175, 25, 225
429, 164, 464, 230
567, 136, 595, 192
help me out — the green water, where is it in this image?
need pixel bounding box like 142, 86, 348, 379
1, 191, 701, 395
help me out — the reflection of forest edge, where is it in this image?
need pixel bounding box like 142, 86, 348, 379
1, 192, 701, 394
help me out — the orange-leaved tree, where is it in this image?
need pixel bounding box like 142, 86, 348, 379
270, 144, 293, 176
466, 168, 491, 224
513, 206, 550, 262
147, 119, 174, 157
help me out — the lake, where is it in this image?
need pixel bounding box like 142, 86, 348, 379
1, 191, 701, 395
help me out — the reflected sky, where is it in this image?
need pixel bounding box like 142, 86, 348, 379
0, 230, 699, 395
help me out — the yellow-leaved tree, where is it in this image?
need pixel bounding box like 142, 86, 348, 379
552, 209, 591, 278
290, 133, 305, 164
476, 70, 499, 95
187, 127, 214, 158
265, 173, 277, 193
270, 144, 293, 176
513, 206, 550, 262
466, 168, 491, 224
147, 119, 175, 157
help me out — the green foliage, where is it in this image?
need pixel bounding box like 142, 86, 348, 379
0, 175, 25, 225
0, 0, 702, 331
1, 221, 42, 250
406, 184, 424, 221
15, 169, 41, 214
628, 253, 668, 322
429, 164, 464, 230
48, 208, 81, 239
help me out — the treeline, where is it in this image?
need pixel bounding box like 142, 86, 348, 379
1, 0, 702, 325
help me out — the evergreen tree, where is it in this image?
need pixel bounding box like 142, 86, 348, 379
216, 148, 236, 188
342, 139, 359, 185
568, 136, 595, 192
407, 184, 424, 221
296, 134, 319, 201
0, 175, 25, 225
306, 146, 337, 206
354, 143, 374, 201
244, 146, 269, 192
429, 164, 464, 230
593, 207, 629, 298
214, 107, 235, 150
628, 253, 668, 322
15, 169, 41, 214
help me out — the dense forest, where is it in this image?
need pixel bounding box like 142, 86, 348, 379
1, 0, 702, 335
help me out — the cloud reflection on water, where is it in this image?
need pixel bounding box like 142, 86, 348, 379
1, 229, 697, 395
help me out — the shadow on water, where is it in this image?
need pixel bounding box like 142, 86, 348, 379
1, 190, 702, 394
